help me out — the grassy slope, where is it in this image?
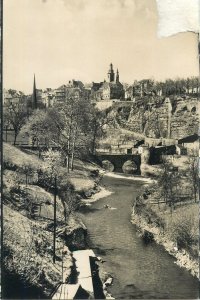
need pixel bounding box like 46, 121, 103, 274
3, 143, 101, 297
4, 143, 101, 192
3, 144, 71, 296
4, 206, 73, 296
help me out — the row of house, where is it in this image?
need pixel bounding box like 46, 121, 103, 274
3, 89, 26, 107
4, 64, 200, 108
3, 65, 162, 109
3, 88, 56, 109
3, 79, 91, 110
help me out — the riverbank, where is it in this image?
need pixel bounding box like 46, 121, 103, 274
3, 143, 105, 298
78, 173, 199, 299
3, 141, 198, 298
81, 186, 113, 205
83, 171, 199, 293
131, 185, 199, 279
105, 172, 154, 183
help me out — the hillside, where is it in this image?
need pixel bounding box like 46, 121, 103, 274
2, 143, 101, 298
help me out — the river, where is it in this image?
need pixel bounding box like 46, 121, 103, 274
78, 174, 199, 299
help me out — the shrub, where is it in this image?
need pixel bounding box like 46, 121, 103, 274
167, 213, 197, 250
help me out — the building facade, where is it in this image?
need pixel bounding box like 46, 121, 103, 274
91, 63, 125, 101
54, 80, 89, 104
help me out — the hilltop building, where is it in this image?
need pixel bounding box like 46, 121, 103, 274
90, 63, 125, 101
55, 79, 89, 103
40, 88, 55, 107
3, 89, 25, 107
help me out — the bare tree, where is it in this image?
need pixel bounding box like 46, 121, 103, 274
53, 96, 90, 170
89, 108, 114, 155
186, 155, 199, 203
158, 160, 180, 213
4, 103, 27, 145
21, 110, 51, 157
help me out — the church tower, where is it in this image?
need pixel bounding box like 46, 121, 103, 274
32, 74, 38, 109
107, 63, 115, 82
116, 68, 119, 83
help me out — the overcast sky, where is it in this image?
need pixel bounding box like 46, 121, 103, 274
4, 0, 199, 93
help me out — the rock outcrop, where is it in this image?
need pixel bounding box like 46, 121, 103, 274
114, 96, 198, 139
170, 98, 199, 138
57, 215, 87, 250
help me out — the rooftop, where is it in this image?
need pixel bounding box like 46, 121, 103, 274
178, 134, 199, 144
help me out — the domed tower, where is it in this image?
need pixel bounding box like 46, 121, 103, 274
116, 68, 119, 83
107, 63, 115, 82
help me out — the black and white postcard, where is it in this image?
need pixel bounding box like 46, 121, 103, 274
2, 0, 199, 299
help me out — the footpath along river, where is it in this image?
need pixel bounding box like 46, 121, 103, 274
78, 173, 199, 299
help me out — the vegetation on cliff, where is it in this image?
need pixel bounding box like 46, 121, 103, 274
103, 95, 198, 140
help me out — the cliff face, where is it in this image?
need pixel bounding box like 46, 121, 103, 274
117, 102, 170, 138
126, 108, 145, 133
112, 96, 198, 139
58, 215, 87, 250
170, 98, 199, 138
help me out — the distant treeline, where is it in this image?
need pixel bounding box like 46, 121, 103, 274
124, 76, 199, 97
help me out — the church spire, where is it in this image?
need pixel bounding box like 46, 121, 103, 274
116, 68, 119, 83
32, 74, 38, 109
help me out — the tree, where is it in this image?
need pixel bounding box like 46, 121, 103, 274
158, 160, 180, 213
185, 77, 191, 94
51, 95, 92, 171
8, 89, 18, 96
67, 96, 92, 170
186, 155, 199, 203
22, 94, 92, 171
88, 107, 114, 155
4, 103, 28, 145
21, 110, 52, 157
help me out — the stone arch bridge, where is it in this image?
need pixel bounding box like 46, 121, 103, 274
95, 153, 141, 174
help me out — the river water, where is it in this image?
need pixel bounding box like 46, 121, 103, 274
78, 174, 199, 299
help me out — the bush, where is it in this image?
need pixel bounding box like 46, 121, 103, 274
167, 214, 197, 250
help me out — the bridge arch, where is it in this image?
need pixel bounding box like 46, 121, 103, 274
96, 154, 141, 174
122, 160, 137, 174
101, 160, 114, 172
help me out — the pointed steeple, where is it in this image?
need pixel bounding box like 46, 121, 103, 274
32, 74, 38, 109
116, 68, 119, 83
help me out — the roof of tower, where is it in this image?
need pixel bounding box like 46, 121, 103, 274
108, 63, 114, 72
